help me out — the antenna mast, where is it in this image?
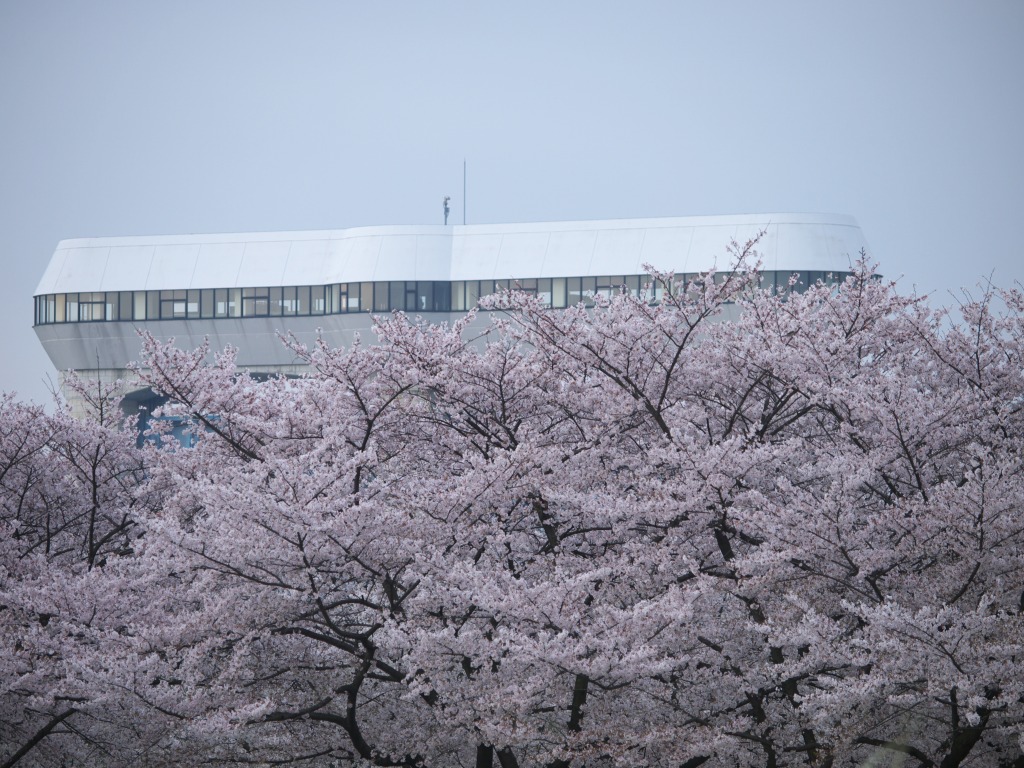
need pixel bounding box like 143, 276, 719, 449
463, 159, 467, 225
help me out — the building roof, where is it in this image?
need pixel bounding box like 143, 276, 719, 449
35, 213, 869, 295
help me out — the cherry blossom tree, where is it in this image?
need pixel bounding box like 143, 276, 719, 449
2, 252, 1022, 767
0, 377, 163, 767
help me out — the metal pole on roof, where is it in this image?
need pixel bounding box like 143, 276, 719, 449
463, 159, 466, 225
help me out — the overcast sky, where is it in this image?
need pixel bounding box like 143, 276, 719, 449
2, 1, 1022, 405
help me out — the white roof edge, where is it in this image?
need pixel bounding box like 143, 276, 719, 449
36, 214, 870, 295
50, 213, 859, 250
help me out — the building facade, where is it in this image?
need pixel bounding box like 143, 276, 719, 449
33, 213, 871, 414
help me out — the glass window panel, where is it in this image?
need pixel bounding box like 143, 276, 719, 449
405, 284, 418, 312
147, 291, 159, 320
538, 278, 552, 307
296, 286, 310, 315
552, 278, 566, 308
66, 294, 79, 322
214, 289, 228, 318
119, 292, 133, 321
270, 287, 284, 316
84, 294, 104, 319
280, 286, 296, 315
200, 289, 214, 319
466, 281, 481, 306
55, 294, 66, 322
84, 300, 107, 321
310, 285, 325, 315
161, 290, 184, 319
242, 288, 269, 316
357, 282, 371, 312
417, 281, 433, 312
187, 289, 200, 318
581, 277, 597, 306
567, 277, 583, 306
433, 281, 450, 311
389, 282, 404, 311
229, 288, 241, 317
452, 281, 465, 311
373, 282, 388, 312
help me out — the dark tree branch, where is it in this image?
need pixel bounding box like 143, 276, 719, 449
1, 708, 77, 768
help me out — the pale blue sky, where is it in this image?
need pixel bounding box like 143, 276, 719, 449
2, 1, 1022, 404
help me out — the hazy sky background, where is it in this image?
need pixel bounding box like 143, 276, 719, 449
2, 1, 1022, 405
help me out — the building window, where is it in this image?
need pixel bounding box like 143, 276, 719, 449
242, 288, 269, 317
35, 271, 777, 326
78, 292, 108, 321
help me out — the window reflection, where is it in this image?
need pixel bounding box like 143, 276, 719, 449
34, 271, 859, 326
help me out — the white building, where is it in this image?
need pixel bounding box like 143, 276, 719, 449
33, 213, 870, 413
